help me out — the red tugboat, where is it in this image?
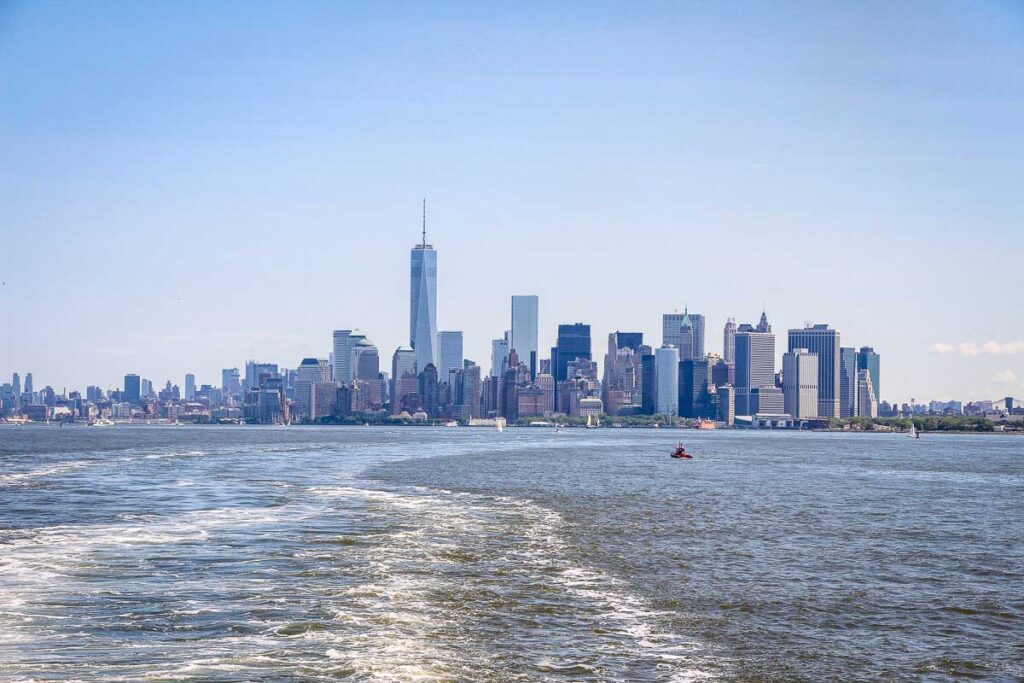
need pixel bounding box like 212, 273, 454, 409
671, 443, 693, 459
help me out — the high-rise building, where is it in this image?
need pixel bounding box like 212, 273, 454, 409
12, 373, 20, 399
294, 358, 322, 419
437, 331, 464, 383
553, 323, 591, 384
679, 357, 710, 418
723, 319, 737, 364
418, 363, 440, 418
857, 347, 880, 401
735, 320, 775, 416
857, 369, 878, 417
655, 346, 680, 416
124, 374, 141, 404
244, 362, 278, 391
490, 333, 510, 378
553, 323, 591, 407
511, 295, 539, 379
717, 385, 735, 425
222, 368, 241, 398
640, 348, 657, 415
663, 310, 705, 360
783, 349, 819, 419
839, 347, 858, 418
332, 330, 355, 384
787, 324, 841, 418
24, 373, 33, 397
603, 332, 643, 416
184, 374, 196, 401
410, 203, 437, 373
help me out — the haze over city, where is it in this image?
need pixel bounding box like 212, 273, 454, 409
2, 1, 1023, 403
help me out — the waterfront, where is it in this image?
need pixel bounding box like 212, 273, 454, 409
0, 426, 1021, 681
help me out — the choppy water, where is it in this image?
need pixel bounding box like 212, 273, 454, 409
0, 426, 1021, 681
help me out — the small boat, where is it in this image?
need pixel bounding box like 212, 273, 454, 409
444, 421, 459, 427
670, 443, 693, 459
908, 421, 918, 439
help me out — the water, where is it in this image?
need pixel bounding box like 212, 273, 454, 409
0, 426, 1021, 681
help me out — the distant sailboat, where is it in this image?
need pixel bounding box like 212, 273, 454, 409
908, 421, 918, 438
496, 418, 505, 432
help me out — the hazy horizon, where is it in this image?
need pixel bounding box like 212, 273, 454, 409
2, 1, 1022, 404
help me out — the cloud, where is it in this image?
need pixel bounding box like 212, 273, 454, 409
993, 370, 1018, 384
930, 341, 1024, 356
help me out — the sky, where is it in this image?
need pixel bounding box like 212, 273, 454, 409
1, 1, 1022, 404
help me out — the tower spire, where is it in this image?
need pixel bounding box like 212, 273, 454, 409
421, 198, 427, 248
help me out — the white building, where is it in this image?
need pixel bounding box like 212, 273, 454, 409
655, 345, 679, 416
783, 348, 819, 419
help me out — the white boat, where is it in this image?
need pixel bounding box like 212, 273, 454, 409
586, 414, 597, 429
92, 418, 115, 427
444, 421, 459, 427
908, 421, 918, 438
496, 418, 505, 432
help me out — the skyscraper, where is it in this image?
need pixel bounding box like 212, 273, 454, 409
857, 369, 878, 417
511, 295, 539, 378
391, 346, 417, 381
490, 333, 510, 378
663, 310, 705, 360
332, 330, 355, 385
640, 347, 656, 415
678, 357, 710, 418
12, 373, 20, 399
553, 323, 591, 406
783, 349, 819, 419
723, 319, 737, 364
437, 331, 464, 383
787, 324, 841, 418
410, 202, 437, 373
222, 368, 241, 398
655, 345, 680, 416
294, 358, 322, 419
124, 373, 141, 404
24, 372, 33, 396
553, 323, 592, 384
184, 374, 196, 401
735, 321, 775, 416
839, 347, 858, 418
856, 347, 880, 401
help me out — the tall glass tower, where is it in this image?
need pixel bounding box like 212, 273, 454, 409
410, 202, 437, 373
511, 295, 539, 378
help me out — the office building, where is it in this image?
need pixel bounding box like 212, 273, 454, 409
783, 349, 819, 419
655, 345, 680, 416
641, 348, 657, 415
491, 332, 510, 378
511, 295, 539, 378
723, 318, 737, 364
294, 358, 322, 419
184, 374, 196, 401
751, 386, 785, 414
410, 205, 437, 373
734, 320, 775, 416
437, 331, 464, 383
222, 368, 241, 398
679, 357, 710, 418
244, 362, 278, 391
857, 347, 880, 401
418, 363, 440, 418
717, 385, 735, 425
663, 310, 705, 360
332, 330, 356, 384
839, 347, 858, 418
787, 324, 841, 418
857, 369, 878, 417
124, 374, 141, 404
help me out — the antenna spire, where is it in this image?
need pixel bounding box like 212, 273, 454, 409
421, 198, 427, 248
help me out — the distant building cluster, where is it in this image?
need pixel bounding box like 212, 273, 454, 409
2, 212, 1020, 427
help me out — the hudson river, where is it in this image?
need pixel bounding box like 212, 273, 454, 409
1, 426, 1021, 681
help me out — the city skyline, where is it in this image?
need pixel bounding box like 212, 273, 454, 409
2, 3, 1022, 402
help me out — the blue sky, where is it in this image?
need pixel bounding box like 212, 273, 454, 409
1, 1, 1022, 403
